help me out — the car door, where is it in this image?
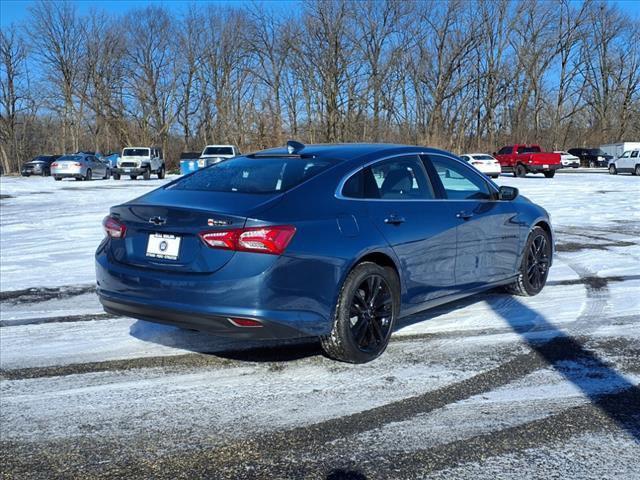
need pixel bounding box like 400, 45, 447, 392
424, 155, 521, 288
629, 151, 639, 171
618, 150, 631, 171
362, 155, 460, 305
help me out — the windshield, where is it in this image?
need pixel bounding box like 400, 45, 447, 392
169, 156, 336, 194
203, 147, 234, 156
587, 149, 606, 156
58, 155, 82, 161
123, 148, 150, 157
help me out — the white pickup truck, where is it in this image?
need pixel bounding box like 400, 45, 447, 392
114, 147, 166, 180
198, 145, 240, 168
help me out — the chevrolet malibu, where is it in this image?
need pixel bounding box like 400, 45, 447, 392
96, 143, 553, 363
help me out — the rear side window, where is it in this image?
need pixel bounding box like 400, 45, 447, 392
169, 156, 335, 194
429, 157, 492, 200
365, 156, 434, 200
631, 151, 638, 158
497, 146, 512, 155
517, 146, 541, 154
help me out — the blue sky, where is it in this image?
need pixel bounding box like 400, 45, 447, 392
1, 0, 639, 27
0, 0, 296, 27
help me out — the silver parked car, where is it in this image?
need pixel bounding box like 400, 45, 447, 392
51, 153, 111, 181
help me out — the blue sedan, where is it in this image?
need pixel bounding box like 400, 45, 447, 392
96, 142, 553, 363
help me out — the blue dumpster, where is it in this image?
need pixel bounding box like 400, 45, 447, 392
180, 160, 198, 175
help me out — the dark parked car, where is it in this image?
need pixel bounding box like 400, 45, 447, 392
20, 155, 60, 177
567, 148, 612, 168
96, 142, 553, 363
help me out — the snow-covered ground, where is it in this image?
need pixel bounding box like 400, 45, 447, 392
1, 172, 639, 479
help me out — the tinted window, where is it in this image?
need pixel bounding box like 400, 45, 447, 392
203, 147, 234, 156
58, 155, 83, 161
430, 157, 492, 200
123, 148, 150, 157
364, 156, 434, 200
472, 155, 495, 161
169, 156, 335, 194
497, 146, 512, 155
342, 170, 364, 198
588, 149, 606, 156
631, 151, 639, 158
517, 146, 541, 154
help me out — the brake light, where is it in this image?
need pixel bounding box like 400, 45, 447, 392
51, 162, 58, 167
228, 317, 263, 327
102, 215, 126, 238
199, 225, 296, 255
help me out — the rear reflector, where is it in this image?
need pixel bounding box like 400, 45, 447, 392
199, 225, 295, 255
103, 215, 127, 238
228, 317, 263, 328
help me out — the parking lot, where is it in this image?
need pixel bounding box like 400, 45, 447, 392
1, 172, 639, 479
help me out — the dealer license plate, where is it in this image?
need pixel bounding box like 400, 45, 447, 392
146, 233, 181, 260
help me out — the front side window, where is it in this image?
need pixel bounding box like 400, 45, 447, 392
620, 151, 630, 158
429, 157, 492, 200
366, 156, 434, 200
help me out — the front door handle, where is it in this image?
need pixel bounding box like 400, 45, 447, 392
456, 211, 474, 220
384, 214, 406, 225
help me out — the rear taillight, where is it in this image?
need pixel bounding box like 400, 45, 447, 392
228, 317, 263, 328
51, 162, 58, 167
102, 215, 126, 239
199, 225, 295, 255
74, 162, 82, 166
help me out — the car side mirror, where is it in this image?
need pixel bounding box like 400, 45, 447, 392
498, 185, 518, 201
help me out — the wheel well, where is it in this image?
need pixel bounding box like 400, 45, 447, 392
534, 220, 552, 244
356, 252, 400, 283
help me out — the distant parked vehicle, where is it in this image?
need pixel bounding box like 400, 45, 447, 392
459, 153, 502, 178
20, 155, 60, 177
113, 147, 165, 180
554, 151, 580, 168
103, 153, 120, 169
600, 142, 640, 161
198, 145, 240, 168
494, 144, 561, 178
567, 148, 611, 168
51, 153, 111, 181
608, 149, 640, 176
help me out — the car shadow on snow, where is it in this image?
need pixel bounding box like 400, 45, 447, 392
488, 297, 640, 442
129, 319, 322, 362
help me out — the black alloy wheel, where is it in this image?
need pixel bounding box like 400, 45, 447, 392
506, 226, 551, 297
635, 165, 639, 176
348, 274, 393, 354
515, 164, 527, 177
321, 262, 399, 363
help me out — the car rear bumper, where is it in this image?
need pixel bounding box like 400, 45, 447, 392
526, 164, 562, 172
95, 244, 339, 339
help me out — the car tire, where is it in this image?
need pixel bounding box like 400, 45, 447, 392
609, 164, 617, 175
54, 177, 62, 181
491, 174, 499, 179
634, 165, 640, 176
103, 169, 110, 179
85, 169, 92, 181
113, 173, 121, 180
505, 226, 551, 297
143, 168, 150, 180
515, 164, 527, 178
130, 175, 137, 180
157, 166, 165, 179
320, 262, 399, 364
543, 171, 555, 178
589, 160, 596, 168
41, 169, 49, 177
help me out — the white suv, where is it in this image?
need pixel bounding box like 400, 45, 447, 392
114, 147, 166, 180
609, 149, 640, 176
198, 145, 240, 167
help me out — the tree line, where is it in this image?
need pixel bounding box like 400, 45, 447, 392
1, 0, 639, 172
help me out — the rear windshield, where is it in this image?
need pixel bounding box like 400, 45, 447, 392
169, 156, 335, 194
203, 146, 234, 156
58, 155, 82, 161
472, 155, 494, 160
517, 146, 541, 153
123, 148, 150, 157
587, 149, 605, 155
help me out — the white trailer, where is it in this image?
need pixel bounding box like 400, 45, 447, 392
600, 142, 640, 159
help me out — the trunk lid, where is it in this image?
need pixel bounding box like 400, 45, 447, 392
109, 189, 281, 274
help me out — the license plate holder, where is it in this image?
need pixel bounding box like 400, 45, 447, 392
543, 164, 549, 169
146, 233, 181, 260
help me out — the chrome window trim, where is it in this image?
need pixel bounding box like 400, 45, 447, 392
335, 151, 501, 202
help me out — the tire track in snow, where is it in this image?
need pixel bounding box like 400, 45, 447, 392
0, 284, 95, 304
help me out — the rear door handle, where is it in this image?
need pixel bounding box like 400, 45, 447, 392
456, 211, 474, 220
384, 214, 406, 225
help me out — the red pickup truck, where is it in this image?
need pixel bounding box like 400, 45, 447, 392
494, 145, 562, 178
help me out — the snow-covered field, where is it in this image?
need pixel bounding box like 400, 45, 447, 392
1, 172, 639, 479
